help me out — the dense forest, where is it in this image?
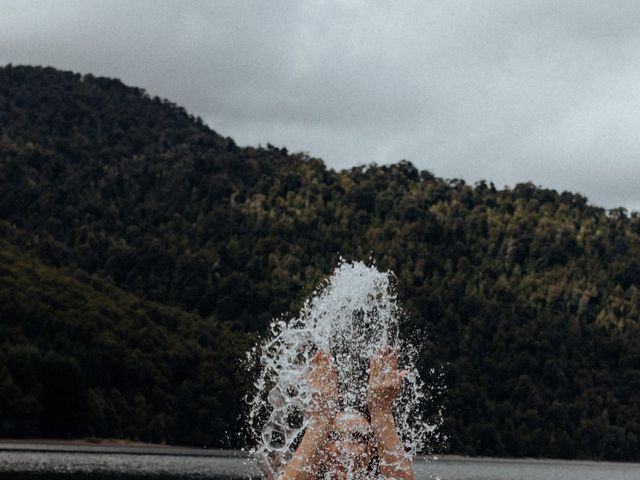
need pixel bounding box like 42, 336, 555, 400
2, 65, 640, 460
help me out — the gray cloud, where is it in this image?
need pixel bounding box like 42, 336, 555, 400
2, 0, 640, 210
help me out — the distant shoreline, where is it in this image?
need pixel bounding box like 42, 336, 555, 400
0, 438, 250, 457
2, 440, 640, 467
0, 438, 173, 447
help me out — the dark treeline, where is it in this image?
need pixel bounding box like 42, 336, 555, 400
0, 223, 251, 445
2, 65, 640, 459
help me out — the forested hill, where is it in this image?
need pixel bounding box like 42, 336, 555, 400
2, 64, 640, 460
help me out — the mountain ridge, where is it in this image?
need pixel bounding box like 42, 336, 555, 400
2, 64, 640, 459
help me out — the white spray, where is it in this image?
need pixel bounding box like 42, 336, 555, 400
247, 261, 443, 478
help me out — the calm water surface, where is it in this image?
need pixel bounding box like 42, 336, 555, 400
2, 444, 640, 479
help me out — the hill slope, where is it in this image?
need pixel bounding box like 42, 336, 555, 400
3, 65, 640, 458
0, 221, 251, 445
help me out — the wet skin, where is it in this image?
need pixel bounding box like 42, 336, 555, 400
322, 412, 373, 479
278, 348, 414, 480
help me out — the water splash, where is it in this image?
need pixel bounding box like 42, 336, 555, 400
247, 261, 443, 478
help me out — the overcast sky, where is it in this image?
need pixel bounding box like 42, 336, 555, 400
2, 1, 640, 210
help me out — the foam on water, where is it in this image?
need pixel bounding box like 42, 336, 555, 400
247, 261, 443, 478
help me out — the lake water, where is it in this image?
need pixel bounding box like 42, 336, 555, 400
1, 443, 640, 479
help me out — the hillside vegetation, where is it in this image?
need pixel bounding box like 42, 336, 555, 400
0, 221, 251, 445
2, 65, 640, 459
